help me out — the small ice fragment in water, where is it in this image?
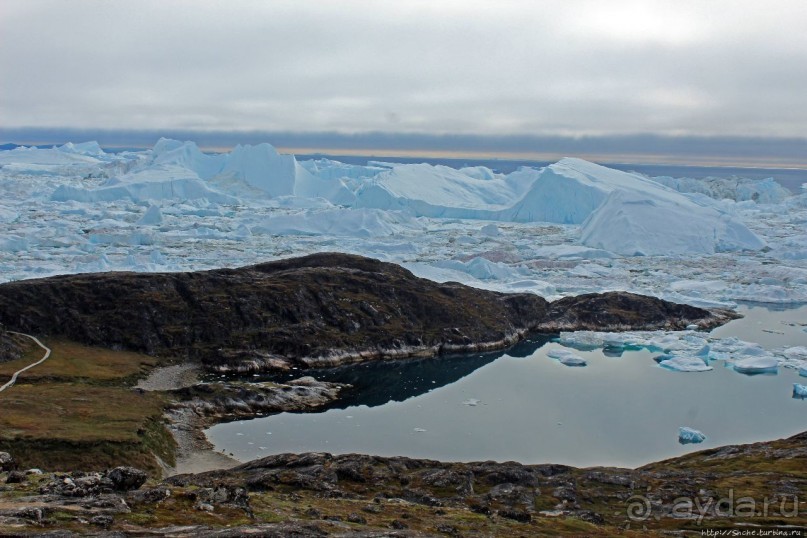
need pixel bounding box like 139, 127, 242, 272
414, 428, 427, 432
236, 433, 244, 436
559, 355, 586, 367
462, 398, 480, 406
793, 384, 807, 399
679, 427, 706, 444
658, 356, 712, 372
686, 324, 698, 330
547, 348, 587, 366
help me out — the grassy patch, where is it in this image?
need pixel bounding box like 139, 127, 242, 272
0, 382, 173, 474
0, 339, 163, 385
0, 383, 165, 442
0, 338, 178, 473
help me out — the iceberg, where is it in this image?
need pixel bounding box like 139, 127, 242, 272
733, 356, 779, 375
793, 384, 807, 399
547, 348, 587, 366
51, 170, 238, 205
137, 204, 164, 226
678, 427, 706, 444
658, 355, 713, 372
354, 163, 531, 217
580, 189, 766, 256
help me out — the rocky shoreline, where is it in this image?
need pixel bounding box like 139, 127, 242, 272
2, 429, 805, 536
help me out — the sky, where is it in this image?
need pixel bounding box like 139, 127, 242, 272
1, 1, 806, 163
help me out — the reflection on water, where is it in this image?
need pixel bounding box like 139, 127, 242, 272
208, 305, 807, 469
251, 335, 554, 409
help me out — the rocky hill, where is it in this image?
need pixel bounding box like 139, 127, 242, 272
0, 253, 731, 372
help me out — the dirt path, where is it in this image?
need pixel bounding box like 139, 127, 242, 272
0, 332, 51, 393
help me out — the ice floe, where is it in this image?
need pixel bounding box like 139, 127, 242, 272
678, 427, 706, 444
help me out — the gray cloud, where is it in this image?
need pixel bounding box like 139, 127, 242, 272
2, 0, 807, 141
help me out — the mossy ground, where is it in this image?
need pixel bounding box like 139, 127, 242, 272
0, 339, 175, 474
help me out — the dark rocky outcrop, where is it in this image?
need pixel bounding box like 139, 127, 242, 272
0, 323, 23, 364
170, 377, 349, 425
0, 253, 731, 372
537, 291, 727, 332
0, 452, 14, 472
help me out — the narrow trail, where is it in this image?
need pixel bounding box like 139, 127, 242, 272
0, 332, 51, 393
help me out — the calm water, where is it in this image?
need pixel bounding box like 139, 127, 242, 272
207, 305, 807, 468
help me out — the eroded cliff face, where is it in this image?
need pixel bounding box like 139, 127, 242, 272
0, 253, 730, 371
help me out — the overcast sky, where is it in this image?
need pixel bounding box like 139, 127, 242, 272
2, 1, 807, 147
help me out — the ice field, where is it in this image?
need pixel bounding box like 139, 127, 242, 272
2, 139, 807, 380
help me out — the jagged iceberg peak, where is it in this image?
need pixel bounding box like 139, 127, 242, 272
57, 141, 105, 156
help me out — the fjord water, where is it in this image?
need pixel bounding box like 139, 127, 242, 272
207, 305, 807, 468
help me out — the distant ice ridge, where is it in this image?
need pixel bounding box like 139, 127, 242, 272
250, 208, 418, 238
650, 175, 791, 204
37, 141, 766, 258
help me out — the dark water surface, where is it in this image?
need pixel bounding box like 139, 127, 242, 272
207, 305, 807, 468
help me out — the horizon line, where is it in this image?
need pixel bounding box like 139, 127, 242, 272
2, 127, 806, 169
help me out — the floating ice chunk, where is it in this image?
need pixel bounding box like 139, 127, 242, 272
559, 355, 586, 367
793, 384, 807, 399
0, 207, 18, 223
733, 356, 779, 375
531, 244, 616, 260
801, 365, 807, 378
433, 257, 527, 281
678, 427, 706, 444
480, 223, 500, 237
547, 348, 587, 366
783, 347, 807, 362
137, 204, 164, 226
0, 236, 30, 253
462, 398, 480, 406
413, 428, 427, 433
658, 355, 712, 372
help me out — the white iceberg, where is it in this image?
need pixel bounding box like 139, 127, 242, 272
547, 348, 587, 367
137, 204, 164, 226
733, 356, 779, 375
580, 189, 766, 256
658, 355, 713, 372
